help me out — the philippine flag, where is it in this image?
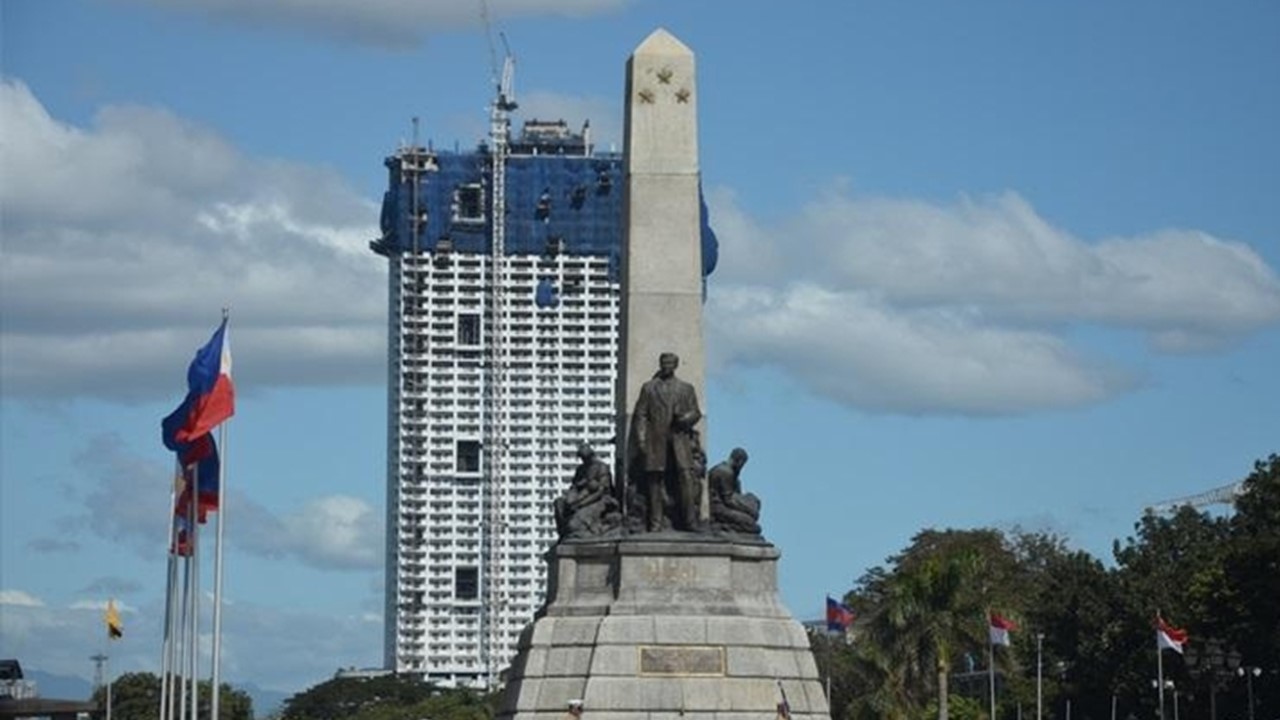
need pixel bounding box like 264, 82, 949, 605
1156, 616, 1188, 654
989, 611, 1017, 646
169, 319, 235, 443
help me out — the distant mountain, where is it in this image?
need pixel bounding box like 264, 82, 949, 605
25, 668, 94, 700
237, 681, 290, 718
17, 666, 288, 717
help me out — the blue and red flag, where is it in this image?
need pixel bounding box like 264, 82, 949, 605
168, 319, 235, 444
171, 434, 220, 523
162, 319, 234, 523
826, 596, 855, 632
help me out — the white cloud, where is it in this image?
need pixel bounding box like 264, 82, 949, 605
53, 434, 381, 572
5, 79, 1276, 418
791, 191, 1280, 342
71, 434, 174, 558
0, 78, 386, 401
26, 538, 81, 554
116, 0, 628, 49
80, 577, 144, 596
706, 187, 1280, 415
68, 599, 135, 612
709, 284, 1129, 415
0, 590, 45, 607
281, 496, 383, 570
234, 494, 383, 571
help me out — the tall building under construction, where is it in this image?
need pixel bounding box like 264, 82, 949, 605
372, 115, 627, 687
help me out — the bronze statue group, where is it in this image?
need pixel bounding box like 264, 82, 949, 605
554, 352, 762, 541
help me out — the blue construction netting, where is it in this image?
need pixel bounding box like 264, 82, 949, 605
373, 147, 718, 281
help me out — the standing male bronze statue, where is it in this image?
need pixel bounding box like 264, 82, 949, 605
629, 352, 703, 532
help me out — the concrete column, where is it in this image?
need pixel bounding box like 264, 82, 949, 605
617, 28, 705, 467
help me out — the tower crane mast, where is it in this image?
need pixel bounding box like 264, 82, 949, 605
479, 0, 516, 690
1146, 480, 1245, 515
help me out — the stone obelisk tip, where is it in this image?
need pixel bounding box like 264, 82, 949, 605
632, 27, 694, 57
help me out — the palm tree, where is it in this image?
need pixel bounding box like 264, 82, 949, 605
869, 549, 986, 720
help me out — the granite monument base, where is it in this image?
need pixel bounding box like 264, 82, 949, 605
497, 537, 831, 720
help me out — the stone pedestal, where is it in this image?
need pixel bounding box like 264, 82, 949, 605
497, 538, 831, 720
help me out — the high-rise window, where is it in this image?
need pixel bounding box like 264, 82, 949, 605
455, 567, 479, 600
457, 440, 481, 473
454, 184, 484, 223
458, 314, 481, 345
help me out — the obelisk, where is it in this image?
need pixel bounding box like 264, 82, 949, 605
495, 32, 832, 720
617, 27, 705, 468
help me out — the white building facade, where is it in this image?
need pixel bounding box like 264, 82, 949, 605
373, 121, 625, 688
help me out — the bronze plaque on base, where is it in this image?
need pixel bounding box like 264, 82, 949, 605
638, 646, 726, 676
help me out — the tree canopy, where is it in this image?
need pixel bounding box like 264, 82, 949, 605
819, 454, 1279, 720
92, 672, 253, 720
280, 674, 494, 720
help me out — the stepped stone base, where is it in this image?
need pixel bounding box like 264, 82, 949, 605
497, 537, 830, 720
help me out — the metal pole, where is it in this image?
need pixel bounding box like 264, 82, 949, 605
1110, 693, 1116, 720
1246, 670, 1256, 720
105, 655, 113, 720
211, 420, 229, 720
1035, 634, 1043, 720
177, 556, 190, 720
189, 482, 200, 720
1065, 698, 1071, 720
1157, 639, 1166, 720
1171, 688, 1178, 720
989, 640, 997, 720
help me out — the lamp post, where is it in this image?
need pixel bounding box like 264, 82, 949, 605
1238, 666, 1262, 720
1035, 633, 1043, 720
1058, 661, 1070, 720
1152, 680, 1177, 720
1183, 640, 1241, 720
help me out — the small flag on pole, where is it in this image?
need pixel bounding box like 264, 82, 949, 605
989, 611, 1017, 646
775, 680, 792, 720
826, 596, 855, 632
1156, 615, 1187, 654
105, 599, 123, 639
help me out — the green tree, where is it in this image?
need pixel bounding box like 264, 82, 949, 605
1222, 454, 1280, 718
281, 674, 493, 720
91, 672, 253, 720
857, 530, 1002, 720
1017, 538, 1124, 720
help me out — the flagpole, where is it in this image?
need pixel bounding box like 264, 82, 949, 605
211, 419, 228, 720
988, 634, 997, 720
105, 653, 113, 720
176, 553, 191, 720
189, 486, 200, 720
1157, 627, 1166, 720
160, 464, 181, 720
1035, 632, 1043, 720
160, 549, 177, 720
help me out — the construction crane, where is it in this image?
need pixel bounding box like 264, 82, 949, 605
1145, 480, 1246, 515
480, 0, 517, 691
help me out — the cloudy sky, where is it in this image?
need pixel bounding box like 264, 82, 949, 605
3, 0, 1278, 698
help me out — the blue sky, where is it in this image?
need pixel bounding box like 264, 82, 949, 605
2, 0, 1278, 697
